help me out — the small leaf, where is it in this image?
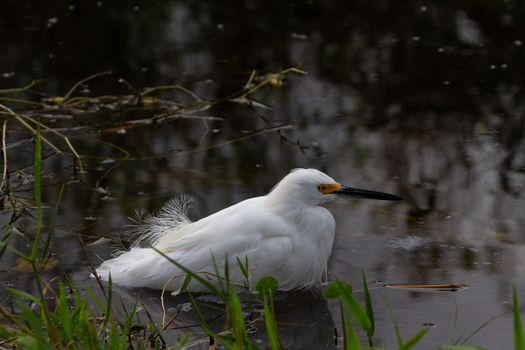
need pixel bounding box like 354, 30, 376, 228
256, 276, 279, 294
325, 279, 371, 332
324, 279, 352, 298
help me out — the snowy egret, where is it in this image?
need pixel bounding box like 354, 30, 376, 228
94, 168, 401, 291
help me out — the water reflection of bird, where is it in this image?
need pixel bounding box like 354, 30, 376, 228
94, 168, 401, 291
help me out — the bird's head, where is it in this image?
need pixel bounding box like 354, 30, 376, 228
268, 168, 402, 206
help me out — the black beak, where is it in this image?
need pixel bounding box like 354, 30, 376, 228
333, 186, 403, 201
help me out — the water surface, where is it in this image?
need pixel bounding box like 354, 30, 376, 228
1, 1, 524, 348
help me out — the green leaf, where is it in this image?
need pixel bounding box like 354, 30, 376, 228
514, 287, 525, 350
324, 279, 352, 298
325, 279, 371, 333
256, 276, 279, 295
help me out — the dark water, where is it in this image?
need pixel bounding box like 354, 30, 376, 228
1, 1, 525, 348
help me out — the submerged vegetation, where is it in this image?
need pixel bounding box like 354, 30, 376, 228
0, 73, 524, 349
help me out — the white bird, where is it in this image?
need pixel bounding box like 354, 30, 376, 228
94, 168, 401, 292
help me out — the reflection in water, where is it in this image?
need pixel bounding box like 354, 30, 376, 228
1, 0, 524, 348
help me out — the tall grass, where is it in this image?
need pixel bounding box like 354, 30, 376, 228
0, 127, 185, 349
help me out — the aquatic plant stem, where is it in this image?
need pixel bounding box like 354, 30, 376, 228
62, 71, 112, 102
1, 121, 7, 192
0, 103, 61, 154
30, 124, 43, 261
0, 79, 41, 94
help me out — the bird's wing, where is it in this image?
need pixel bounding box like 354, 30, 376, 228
156, 197, 294, 288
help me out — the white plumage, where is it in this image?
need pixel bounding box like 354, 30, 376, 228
94, 168, 401, 292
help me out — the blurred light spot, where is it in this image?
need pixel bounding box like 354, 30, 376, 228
46, 17, 58, 28
456, 12, 483, 45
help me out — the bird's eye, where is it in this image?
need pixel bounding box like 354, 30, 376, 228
318, 185, 328, 192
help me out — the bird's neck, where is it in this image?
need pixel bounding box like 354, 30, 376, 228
265, 190, 317, 215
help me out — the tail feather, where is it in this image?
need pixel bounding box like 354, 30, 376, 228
95, 248, 175, 289
125, 195, 193, 248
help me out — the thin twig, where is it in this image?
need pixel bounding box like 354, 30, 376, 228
0, 103, 61, 154
63, 71, 112, 102
0, 79, 42, 94
174, 124, 294, 156
0, 96, 43, 106
141, 84, 203, 102
1, 121, 7, 192
13, 111, 85, 175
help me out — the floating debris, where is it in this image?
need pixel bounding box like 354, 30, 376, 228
384, 283, 468, 292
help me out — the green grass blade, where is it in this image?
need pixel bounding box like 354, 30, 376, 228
7, 288, 42, 305
256, 276, 281, 350
55, 282, 73, 341
383, 297, 403, 348
362, 270, 375, 341
0, 235, 9, 259
236, 256, 249, 279
19, 335, 55, 350
171, 274, 192, 296
229, 288, 254, 349
0, 240, 28, 259
325, 279, 371, 333
262, 294, 280, 350
121, 299, 139, 340
85, 287, 107, 313
102, 273, 113, 330
107, 325, 119, 350
41, 182, 65, 261
211, 254, 227, 295
152, 247, 225, 298
342, 305, 362, 350
514, 287, 525, 350
30, 124, 43, 261
400, 326, 430, 350
188, 293, 238, 349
